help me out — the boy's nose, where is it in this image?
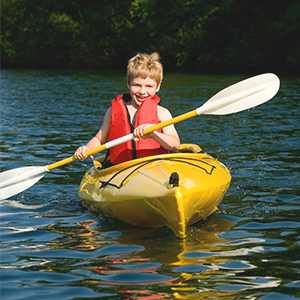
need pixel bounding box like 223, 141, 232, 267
140, 86, 146, 94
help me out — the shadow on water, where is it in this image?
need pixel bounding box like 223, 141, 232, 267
1, 70, 300, 299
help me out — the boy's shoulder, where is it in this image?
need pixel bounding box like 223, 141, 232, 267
157, 105, 172, 120
158, 105, 168, 111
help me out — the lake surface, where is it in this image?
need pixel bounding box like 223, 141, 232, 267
0, 69, 299, 299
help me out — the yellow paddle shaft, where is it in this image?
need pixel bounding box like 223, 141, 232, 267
47, 145, 106, 171
47, 109, 197, 172
144, 109, 197, 135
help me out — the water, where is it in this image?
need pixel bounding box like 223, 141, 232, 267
1, 69, 299, 299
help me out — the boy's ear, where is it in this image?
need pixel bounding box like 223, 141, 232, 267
156, 82, 162, 92
127, 80, 131, 89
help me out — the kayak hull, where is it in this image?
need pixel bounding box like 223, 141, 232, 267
78, 144, 231, 238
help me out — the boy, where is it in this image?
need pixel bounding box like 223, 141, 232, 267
74, 52, 180, 164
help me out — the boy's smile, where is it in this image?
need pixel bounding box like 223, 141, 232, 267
127, 77, 161, 108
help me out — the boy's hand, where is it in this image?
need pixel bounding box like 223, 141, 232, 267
134, 124, 154, 141
74, 146, 94, 160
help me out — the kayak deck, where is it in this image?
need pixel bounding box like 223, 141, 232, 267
78, 144, 231, 238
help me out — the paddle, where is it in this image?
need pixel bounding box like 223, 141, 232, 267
0, 73, 280, 200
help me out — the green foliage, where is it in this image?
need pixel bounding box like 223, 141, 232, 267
1, 0, 299, 73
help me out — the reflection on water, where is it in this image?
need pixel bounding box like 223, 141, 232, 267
0, 70, 300, 299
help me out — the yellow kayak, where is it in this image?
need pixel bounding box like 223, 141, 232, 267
78, 144, 231, 238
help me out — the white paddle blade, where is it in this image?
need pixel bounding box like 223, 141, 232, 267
0, 166, 48, 200
196, 73, 280, 115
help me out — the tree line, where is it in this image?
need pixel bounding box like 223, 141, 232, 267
1, 0, 299, 74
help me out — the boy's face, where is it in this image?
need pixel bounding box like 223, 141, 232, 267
127, 77, 161, 107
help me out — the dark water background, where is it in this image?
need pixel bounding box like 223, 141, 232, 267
0, 69, 299, 299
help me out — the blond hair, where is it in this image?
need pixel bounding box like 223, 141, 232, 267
127, 52, 163, 85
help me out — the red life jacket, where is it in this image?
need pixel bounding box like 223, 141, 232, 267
108, 94, 169, 165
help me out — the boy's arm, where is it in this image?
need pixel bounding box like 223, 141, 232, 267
74, 108, 111, 160
134, 106, 180, 151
